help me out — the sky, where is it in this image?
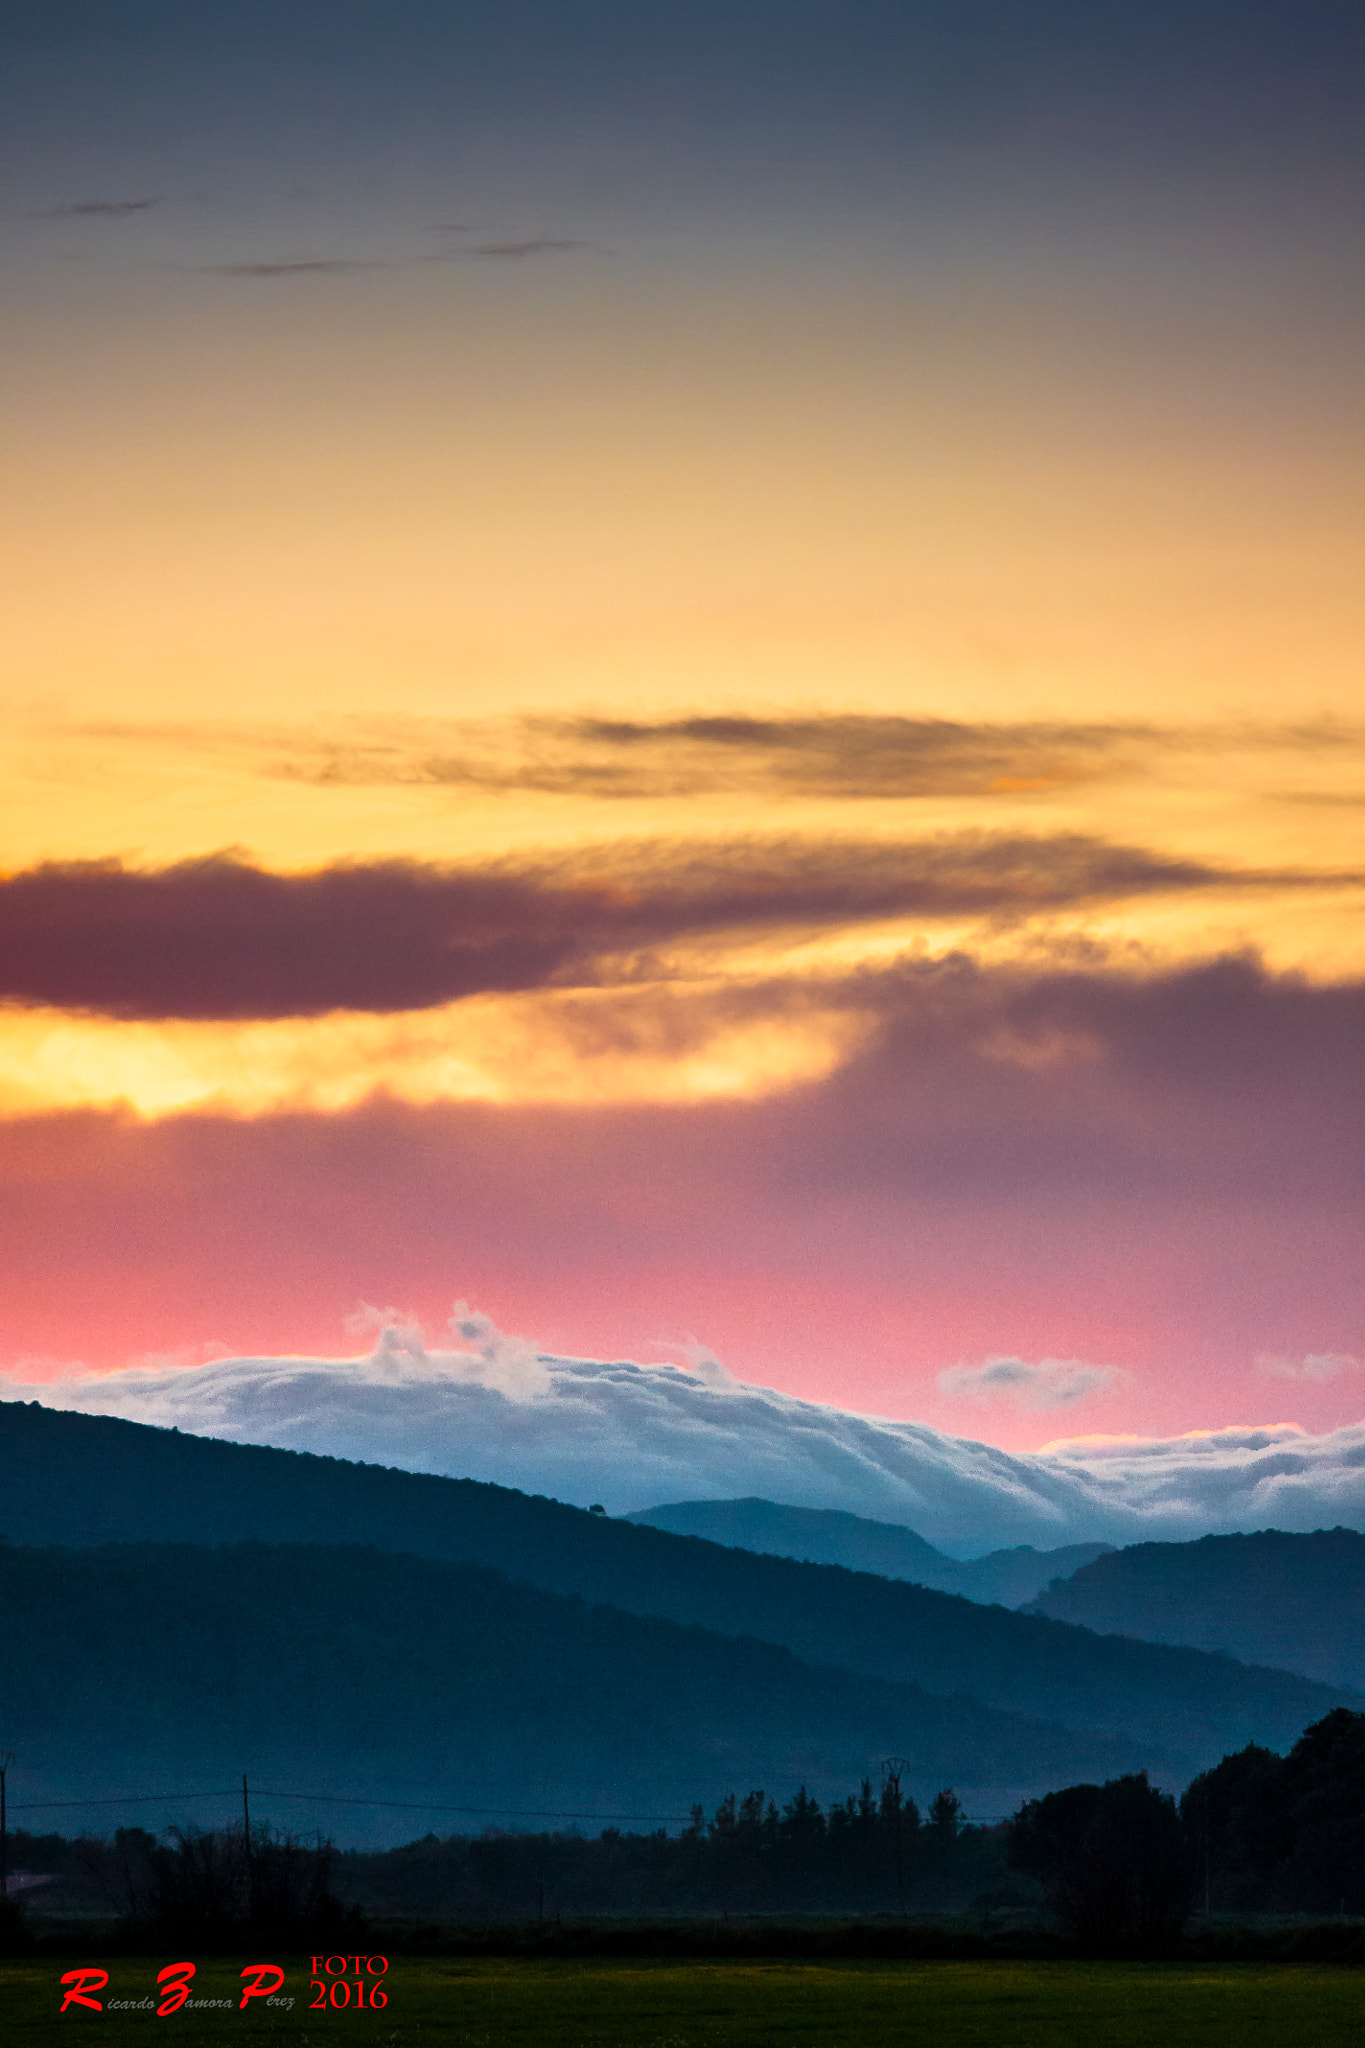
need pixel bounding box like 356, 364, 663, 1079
1, 1, 1362, 1487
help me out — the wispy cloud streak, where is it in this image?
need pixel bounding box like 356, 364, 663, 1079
938, 1356, 1124, 1410
273, 712, 1365, 803
33, 197, 160, 217
195, 239, 587, 279
203, 257, 391, 276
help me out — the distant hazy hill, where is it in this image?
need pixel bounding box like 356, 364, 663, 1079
0, 1400, 1352, 1785
0, 1539, 1141, 1836
1026, 1528, 1365, 1690
626, 1497, 1112, 1607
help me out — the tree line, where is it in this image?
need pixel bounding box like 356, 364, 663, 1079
337, 1776, 1000, 1922
1009, 1706, 1365, 1942
4, 1711, 1361, 1950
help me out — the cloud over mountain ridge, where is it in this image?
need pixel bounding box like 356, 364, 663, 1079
10, 1314, 1364, 1554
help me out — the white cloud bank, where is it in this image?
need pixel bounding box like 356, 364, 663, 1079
6, 1310, 1364, 1554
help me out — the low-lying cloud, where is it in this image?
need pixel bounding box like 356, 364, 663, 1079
9, 1320, 1363, 1553
348, 1300, 553, 1402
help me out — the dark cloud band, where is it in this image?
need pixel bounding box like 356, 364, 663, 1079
0, 836, 1349, 1021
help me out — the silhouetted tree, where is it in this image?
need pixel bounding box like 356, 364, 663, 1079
927, 1789, 961, 1839
1180, 1711, 1365, 1914
79, 1823, 349, 1945
0, 1892, 29, 1956
1180, 1743, 1291, 1911
1010, 1771, 1194, 1948
1282, 1707, 1365, 1913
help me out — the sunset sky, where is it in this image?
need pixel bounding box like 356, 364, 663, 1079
2, 1, 1361, 1461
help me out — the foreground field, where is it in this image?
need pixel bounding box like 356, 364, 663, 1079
4, 1955, 1361, 2046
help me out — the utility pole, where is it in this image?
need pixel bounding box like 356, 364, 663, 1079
880, 1757, 912, 1916
242, 1775, 254, 1922
0, 1753, 13, 1910
1204, 1796, 1211, 1918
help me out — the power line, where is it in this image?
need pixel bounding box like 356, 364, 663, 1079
10, 1785, 1010, 1826
255, 1790, 702, 1824
12, 1791, 236, 1811
10, 1787, 697, 1824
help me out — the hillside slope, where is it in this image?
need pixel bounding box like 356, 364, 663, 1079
0, 1540, 1142, 1836
1026, 1528, 1365, 1690
1, 1400, 1352, 1779
626, 1495, 1111, 1605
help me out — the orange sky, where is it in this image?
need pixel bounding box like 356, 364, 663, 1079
1, 1, 1360, 1453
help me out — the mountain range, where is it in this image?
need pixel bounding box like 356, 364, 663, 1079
0, 1537, 1144, 1842
1, 1397, 1356, 1841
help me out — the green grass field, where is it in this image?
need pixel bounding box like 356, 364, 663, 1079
3, 1955, 1361, 2046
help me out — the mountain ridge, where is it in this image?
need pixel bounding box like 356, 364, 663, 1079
1027, 1527, 1365, 1690
626, 1495, 1113, 1606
